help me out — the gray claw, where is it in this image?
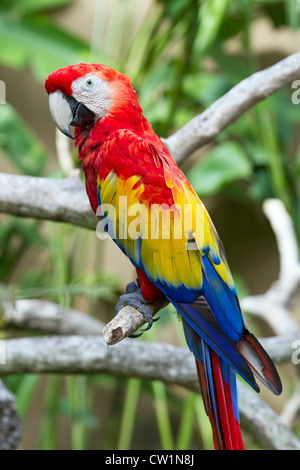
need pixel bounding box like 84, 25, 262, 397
115, 281, 160, 338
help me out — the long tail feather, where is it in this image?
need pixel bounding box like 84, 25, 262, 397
180, 299, 282, 450
238, 330, 282, 396
196, 341, 244, 450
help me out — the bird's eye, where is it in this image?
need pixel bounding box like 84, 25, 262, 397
86, 78, 94, 87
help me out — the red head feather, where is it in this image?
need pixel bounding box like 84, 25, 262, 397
45, 63, 130, 95
45, 63, 140, 117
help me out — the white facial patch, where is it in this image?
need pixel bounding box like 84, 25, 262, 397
71, 74, 112, 119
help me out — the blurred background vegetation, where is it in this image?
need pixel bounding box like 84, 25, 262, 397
0, 0, 299, 450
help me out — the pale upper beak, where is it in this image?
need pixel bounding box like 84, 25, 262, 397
49, 90, 96, 139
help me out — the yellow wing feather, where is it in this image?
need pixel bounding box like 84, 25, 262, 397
97, 169, 234, 291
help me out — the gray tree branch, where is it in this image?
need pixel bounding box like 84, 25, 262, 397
1, 300, 300, 449
0, 170, 96, 230
166, 52, 300, 163
1, 299, 104, 335
0, 380, 21, 450
0, 334, 299, 450
1, 299, 298, 364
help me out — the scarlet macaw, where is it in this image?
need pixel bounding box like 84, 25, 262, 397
45, 64, 282, 450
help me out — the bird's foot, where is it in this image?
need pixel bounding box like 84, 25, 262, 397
114, 280, 160, 338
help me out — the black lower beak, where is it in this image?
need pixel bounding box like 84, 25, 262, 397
64, 95, 96, 128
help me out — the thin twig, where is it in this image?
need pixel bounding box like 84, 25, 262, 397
103, 295, 168, 345
55, 128, 75, 176
241, 199, 300, 336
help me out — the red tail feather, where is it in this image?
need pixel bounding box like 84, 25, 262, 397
196, 347, 244, 450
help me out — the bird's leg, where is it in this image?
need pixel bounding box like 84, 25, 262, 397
114, 280, 163, 338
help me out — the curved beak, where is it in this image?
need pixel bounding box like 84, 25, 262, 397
49, 91, 96, 139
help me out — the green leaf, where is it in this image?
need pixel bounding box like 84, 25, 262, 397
0, 103, 47, 175
15, 375, 40, 417
157, 0, 194, 21
196, 0, 232, 56
0, 13, 90, 81
15, 0, 72, 15
187, 142, 252, 196
261, 0, 289, 27
182, 71, 230, 106
0, 0, 72, 15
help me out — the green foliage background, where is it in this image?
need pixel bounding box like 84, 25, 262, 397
0, 0, 299, 450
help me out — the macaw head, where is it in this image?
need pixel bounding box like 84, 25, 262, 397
45, 63, 140, 139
